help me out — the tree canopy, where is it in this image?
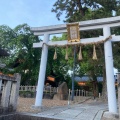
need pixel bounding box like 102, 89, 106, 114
0, 24, 41, 85
52, 0, 120, 22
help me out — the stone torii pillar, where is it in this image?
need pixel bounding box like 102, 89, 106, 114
35, 34, 49, 106
117, 73, 120, 117
103, 26, 117, 113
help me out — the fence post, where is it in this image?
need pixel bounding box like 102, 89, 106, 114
76, 89, 78, 102
25, 86, 27, 91
57, 87, 58, 93
20, 85, 23, 91
82, 90, 84, 96
85, 90, 86, 96
9, 73, 21, 111
32, 86, 34, 92
19, 86, 21, 91
1, 81, 12, 108
68, 89, 71, 105
86, 91, 88, 96
99, 93, 101, 98
79, 89, 80, 100
50, 85, 51, 95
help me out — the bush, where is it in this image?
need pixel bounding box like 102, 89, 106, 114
19, 91, 35, 98
68, 79, 80, 90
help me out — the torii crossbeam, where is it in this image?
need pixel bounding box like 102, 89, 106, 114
31, 16, 120, 114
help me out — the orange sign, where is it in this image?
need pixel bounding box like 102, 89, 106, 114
47, 76, 55, 82
78, 82, 86, 86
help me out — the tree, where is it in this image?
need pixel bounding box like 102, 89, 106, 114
52, 0, 120, 22
51, 0, 120, 99
0, 24, 41, 85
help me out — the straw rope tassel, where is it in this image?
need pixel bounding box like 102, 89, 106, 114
78, 46, 82, 61
65, 46, 68, 60
92, 45, 97, 60
53, 48, 57, 60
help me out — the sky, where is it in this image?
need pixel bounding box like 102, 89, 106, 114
0, 0, 64, 29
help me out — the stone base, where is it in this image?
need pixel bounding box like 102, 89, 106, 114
43, 93, 54, 99
31, 105, 48, 112
53, 94, 68, 100
102, 111, 119, 120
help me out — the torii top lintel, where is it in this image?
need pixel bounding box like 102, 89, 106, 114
31, 16, 120, 36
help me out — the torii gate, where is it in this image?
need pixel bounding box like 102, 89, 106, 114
31, 16, 120, 114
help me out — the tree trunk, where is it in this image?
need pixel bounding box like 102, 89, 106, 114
91, 70, 99, 98
92, 81, 99, 99
77, 0, 85, 16
101, 65, 108, 101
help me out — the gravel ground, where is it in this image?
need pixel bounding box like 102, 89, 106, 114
17, 97, 91, 113
17, 97, 68, 113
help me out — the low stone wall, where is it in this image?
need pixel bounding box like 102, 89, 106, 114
0, 113, 61, 120
0, 106, 15, 115
16, 113, 60, 120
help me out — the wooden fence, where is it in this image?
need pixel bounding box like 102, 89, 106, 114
19, 85, 93, 97
0, 73, 21, 114
19, 85, 58, 93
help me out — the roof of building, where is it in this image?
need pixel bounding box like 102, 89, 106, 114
74, 75, 117, 82
74, 76, 103, 82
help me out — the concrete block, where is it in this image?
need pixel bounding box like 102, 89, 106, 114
102, 111, 119, 120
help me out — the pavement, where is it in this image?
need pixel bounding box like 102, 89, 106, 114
27, 100, 108, 120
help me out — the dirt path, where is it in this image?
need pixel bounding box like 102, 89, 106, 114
17, 97, 68, 113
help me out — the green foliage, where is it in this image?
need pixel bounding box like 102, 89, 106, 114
86, 80, 93, 91
52, 33, 67, 41
19, 91, 35, 98
0, 24, 41, 85
68, 79, 80, 90
52, 0, 120, 22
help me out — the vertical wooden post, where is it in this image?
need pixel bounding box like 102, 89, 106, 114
1, 81, 12, 107
9, 73, 21, 110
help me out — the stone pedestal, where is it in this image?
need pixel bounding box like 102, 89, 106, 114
102, 112, 119, 120
54, 82, 68, 100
